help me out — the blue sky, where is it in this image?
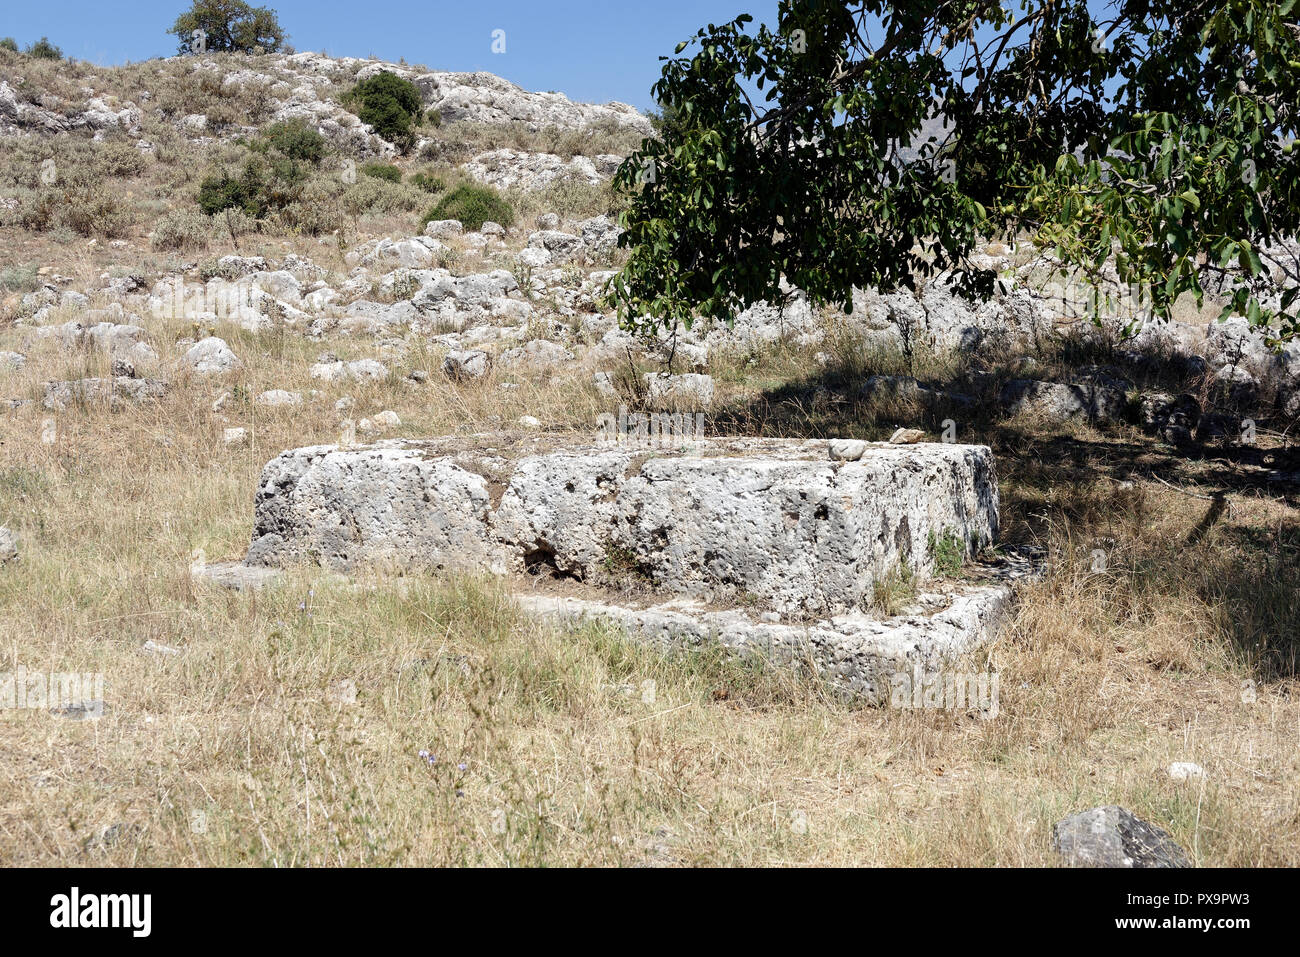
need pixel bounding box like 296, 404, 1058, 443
2, 0, 778, 110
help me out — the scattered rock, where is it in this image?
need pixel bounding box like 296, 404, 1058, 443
184, 337, 242, 375
889, 428, 925, 445
442, 349, 492, 381
255, 389, 303, 407
1052, 806, 1190, 868
0, 526, 18, 564
644, 373, 714, 408
829, 439, 868, 461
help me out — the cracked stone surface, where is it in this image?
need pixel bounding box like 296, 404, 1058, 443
243, 436, 999, 616
1052, 806, 1191, 868
518, 582, 1013, 701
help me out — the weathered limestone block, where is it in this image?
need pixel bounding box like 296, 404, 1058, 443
519, 582, 1012, 700
244, 444, 500, 572
245, 438, 999, 616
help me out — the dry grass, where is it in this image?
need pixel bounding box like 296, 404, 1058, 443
2, 302, 1299, 867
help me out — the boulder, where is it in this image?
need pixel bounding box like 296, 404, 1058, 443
442, 349, 492, 381
1052, 806, 1190, 868
183, 337, 242, 375
242, 437, 999, 617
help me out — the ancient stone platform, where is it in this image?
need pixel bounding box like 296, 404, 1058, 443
243, 435, 999, 617
216, 433, 1020, 698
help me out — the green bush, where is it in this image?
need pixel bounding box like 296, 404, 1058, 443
257, 119, 327, 164
273, 176, 345, 235
409, 170, 445, 193
421, 183, 514, 232
341, 71, 424, 152
0, 38, 18, 53
360, 162, 402, 183
198, 162, 267, 217
25, 37, 62, 59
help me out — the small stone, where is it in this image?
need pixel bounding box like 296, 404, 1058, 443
423, 219, 464, 239
1169, 762, 1205, 782
142, 639, 182, 657
254, 389, 302, 407
644, 372, 714, 408
829, 439, 867, 461
328, 678, 358, 706
518, 415, 542, 429
223, 427, 248, 446
0, 526, 18, 564
889, 428, 925, 445
372, 410, 401, 428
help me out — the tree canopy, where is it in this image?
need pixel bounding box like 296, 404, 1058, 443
168, 0, 287, 55
611, 0, 1300, 343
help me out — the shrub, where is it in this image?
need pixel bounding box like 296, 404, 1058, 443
341, 71, 424, 152
151, 207, 214, 251
58, 185, 135, 238
95, 140, 150, 178
0, 38, 18, 53
198, 162, 266, 216
0, 264, 40, 292
342, 177, 425, 216
409, 170, 445, 193
422, 183, 514, 232
274, 176, 345, 234
25, 37, 63, 59
360, 162, 402, 183
168, 0, 287, 55
257, 119, 327, 164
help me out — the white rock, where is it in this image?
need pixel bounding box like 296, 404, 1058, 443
829, 439, 868, 461
243, 437, 999, 618
1169, 762, 1205, 782
644, 373, 715, 408
0, 526, 17, 564
255, 389, 303, 407
183, 337, 242, 375
423, 219, 464, 239
223, 427, 249, 446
